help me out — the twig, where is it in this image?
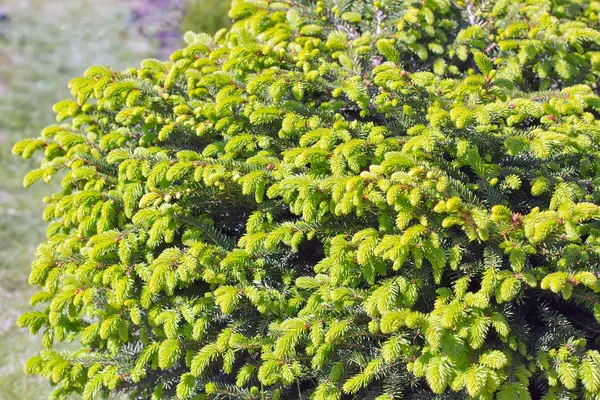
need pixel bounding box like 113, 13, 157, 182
484, 42, 498, 54
465, 0, 477, 25
375, 9, 385, 36
335, 21, 360, 40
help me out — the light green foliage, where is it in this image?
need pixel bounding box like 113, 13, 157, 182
13, 0, 600, 398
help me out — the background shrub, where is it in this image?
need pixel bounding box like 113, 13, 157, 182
13, 0, 600, 399
182, 0, 231, 35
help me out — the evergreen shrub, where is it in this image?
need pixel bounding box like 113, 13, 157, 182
13, 0, 600, 398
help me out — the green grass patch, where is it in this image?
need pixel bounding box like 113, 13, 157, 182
0, 1, 152, 397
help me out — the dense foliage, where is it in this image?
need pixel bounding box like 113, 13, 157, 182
13, 0, 600, 398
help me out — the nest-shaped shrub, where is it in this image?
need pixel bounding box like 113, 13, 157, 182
14, 0, 600, 398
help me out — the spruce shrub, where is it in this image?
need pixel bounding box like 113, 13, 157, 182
13, 0, 600, 398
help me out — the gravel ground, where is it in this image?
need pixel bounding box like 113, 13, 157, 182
128, 0, 186, 58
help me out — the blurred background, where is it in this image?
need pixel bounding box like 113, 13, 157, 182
0, 0, 229, 397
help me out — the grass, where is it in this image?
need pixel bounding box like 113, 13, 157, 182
0, 1, 153, 397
